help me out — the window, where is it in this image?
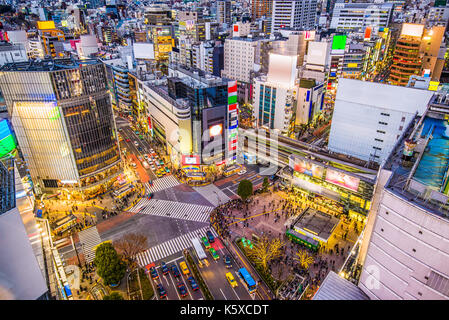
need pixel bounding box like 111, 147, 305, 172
373, 146, 382, 151
399, 126, 403, 131
379, 121, 388, 125
401, 117, 406, 122
412, 249, 416, 252
375, 138, 384, 142
426, 271, 449, 297
377, 130, 386, 134
380, 112, 390, 116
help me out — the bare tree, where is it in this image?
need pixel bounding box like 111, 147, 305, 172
113, 233, 148, 270
246, 236, 285, 271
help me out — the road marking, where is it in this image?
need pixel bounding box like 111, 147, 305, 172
220, 288, 227, 300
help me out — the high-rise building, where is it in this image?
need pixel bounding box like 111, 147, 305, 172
389, 24, 424, 87
357, 93, 449, 300
0, 158, 48, 300
328, 78, 434, 164
252, 0, 273, 20
253, 53, 298, 136
217, 0, 232, 25
329, 2, 393, 32
271, 0, 317, 33
0, 59, 122, 197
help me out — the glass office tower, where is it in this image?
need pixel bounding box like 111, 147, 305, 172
0, 59, 122, 198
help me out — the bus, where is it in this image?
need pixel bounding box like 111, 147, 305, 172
224, 165, 241, 177
191, 237, 208, 267
112, 184, 134, 199
238, 268, 257, 294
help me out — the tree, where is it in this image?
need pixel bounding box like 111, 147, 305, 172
294, 249, 315, 270
113, 233, 148, 270
94, 242, 126, 286
103, 292, 124, 300
237, 179, 253, 201
262, 177, 270, 192
246, 236, 284, 271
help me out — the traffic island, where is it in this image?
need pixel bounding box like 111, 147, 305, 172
184, 250, 214, 300
235, 238, 281, 293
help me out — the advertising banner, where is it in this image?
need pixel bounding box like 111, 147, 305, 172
325, 169, 360, 192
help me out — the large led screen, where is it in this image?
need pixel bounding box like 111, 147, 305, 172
292, 158, 324, 179
325, 169, 360, 192
332, 35, 347, 50
0, 119, 16, 158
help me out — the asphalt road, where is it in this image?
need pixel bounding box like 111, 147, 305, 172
149, 252, 204, 300
195, 238, 254, 300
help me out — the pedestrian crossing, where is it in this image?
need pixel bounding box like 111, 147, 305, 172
193, 184, 231, 206
78, 226, 102, 264
131, 198, 214, 223
145, 175, 181, 194
136, 227, 218, 267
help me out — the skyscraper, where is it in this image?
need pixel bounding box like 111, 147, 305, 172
271, 0, 317, 33
252, 0, 273, 20
0, 59, 122, 197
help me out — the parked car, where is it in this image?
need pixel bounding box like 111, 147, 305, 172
171, 264, 181, 278
177, 282, 188, 298
206, 230, 215, 243
160, 262, 169, 275
156, 284, 167, 299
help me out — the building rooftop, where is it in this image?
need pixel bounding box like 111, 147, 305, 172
383, 93, 449, 220
292, 208, 340, 243
0, 158, 15, 215
313, 271, 370, 300
0, 58, 100, 72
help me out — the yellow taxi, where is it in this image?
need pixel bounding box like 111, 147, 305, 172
226, 272, 238, 288
179, 261, 190, 275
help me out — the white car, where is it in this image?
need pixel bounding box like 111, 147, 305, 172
134, 141, 139, 147
238, 170, 247, 175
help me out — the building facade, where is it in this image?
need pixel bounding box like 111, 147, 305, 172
0, 59, 122, 197
271, 0, 317, 33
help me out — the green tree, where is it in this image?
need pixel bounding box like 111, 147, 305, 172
94, 242, 126, 286
237, 179, 253, 201
262, 177, 270, 192
103, 292, 124, 300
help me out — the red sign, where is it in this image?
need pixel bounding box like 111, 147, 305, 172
228, 104, 237, 111
234, 25, 239, 32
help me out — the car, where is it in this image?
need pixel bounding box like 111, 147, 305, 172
238, 169, 247, 175
160, 262, 169, 275
209, 247, 219, 260
149, 267, 159, 280
125, 138, 131, 142
134, 141, 139, 147
159, 160, 164, 166
171, 264, 181, 278
138, 156, 143, 162
144, 154, 149, 160
165, 167, 170, 173
151, 165, 156, 171
201, 236, 211, 249
179, 261, 190, 275
224, 255, 232, 268
156, 284, 167, 299
135, 131, 139, 135
206, 230, 215, 243
177, 282, 188, 298
226, 272, 238, 287
156, 172, 164, 177
187, 276, 199, 291
131, 162, 137, 168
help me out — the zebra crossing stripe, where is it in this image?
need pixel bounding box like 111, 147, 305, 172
78, 226, 102, 263
132, 198, 213, 223
136, 226, 216, 267
146, 175, 181, 193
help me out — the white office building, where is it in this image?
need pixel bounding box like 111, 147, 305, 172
330, 2, 393, 32
328, 78, 434, 164
357, 94, 449, 300
271, 0, 318, 33
222, 37, 258, 83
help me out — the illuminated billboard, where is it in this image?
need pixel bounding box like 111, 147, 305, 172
182, 155, 200, 165
331, 35, 347, 51
37, 21, 56, 30
267, 53, 297, 87
0, 119, 16, 158
325, 169, 360, 192
401, 23, 424, 38
209, 124, 223, 137
290, 157, 324, 179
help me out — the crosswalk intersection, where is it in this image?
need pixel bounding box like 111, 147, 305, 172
131, 198, 213, 223
136, 227, 218, 267
78, 226, 102, 264
145, 175, 181, 194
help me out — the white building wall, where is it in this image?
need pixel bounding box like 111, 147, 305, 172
359, 188, 449, 300
222, 39, 256, 83
328, 79, 433, 164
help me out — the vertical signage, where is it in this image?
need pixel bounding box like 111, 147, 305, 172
227, 81, 238, 164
